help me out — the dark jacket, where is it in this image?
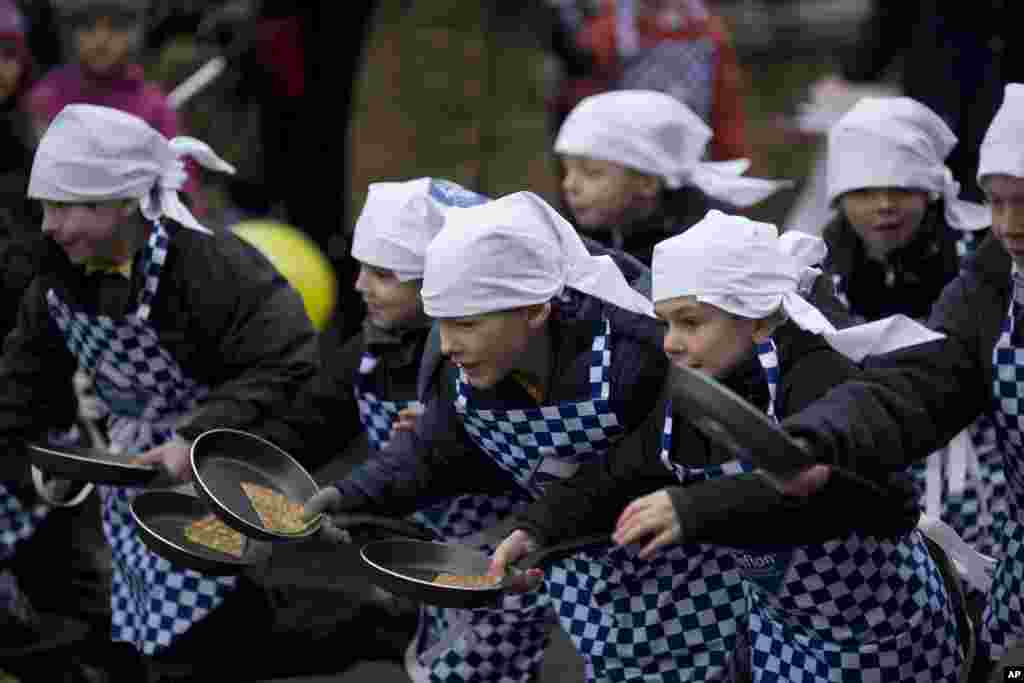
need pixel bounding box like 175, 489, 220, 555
514, 321, 919, 549
823, 201, 986, 322
289, 322, 430, 471
0, 221, 319, 477
332, 305, 668, 517
784, 233, 1009, 478
841, 0, 1018, 201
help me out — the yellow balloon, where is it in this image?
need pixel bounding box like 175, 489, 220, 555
232, 220, 338, 331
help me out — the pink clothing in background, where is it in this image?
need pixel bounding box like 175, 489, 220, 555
25, 63, 204, 208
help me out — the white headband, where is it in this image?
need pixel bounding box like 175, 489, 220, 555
28, 104, 234, 234
555, 89, 790, 207
827, 97, 989, 232
652, 210, 943, 361
979, 83, 1024, 184
351, 178, 487, 282
422, 191, 654, 319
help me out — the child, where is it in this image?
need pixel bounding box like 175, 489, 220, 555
0, 103, 321, 682
491, 210, 963, 682
773, 83, 1024, 682
305, 191, 667, 683
555, 88, 788, 264
823, 96, 990, 321
823, 96, 1004, 579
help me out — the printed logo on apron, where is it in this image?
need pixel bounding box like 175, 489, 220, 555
46, 220, 236, 655
732, 548, 793, 594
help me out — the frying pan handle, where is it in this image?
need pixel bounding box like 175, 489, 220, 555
331, 514, 438, 542
515, 534, 613, 571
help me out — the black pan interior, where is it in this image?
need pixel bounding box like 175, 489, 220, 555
191, 429, 319, 540
131, 490, 271, 575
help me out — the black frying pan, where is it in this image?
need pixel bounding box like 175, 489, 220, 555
190, 428, 322, 542
27, 442, 160, 486
667, 364, 889, 496
360, 534, 611, 609
131, 489, 272, 575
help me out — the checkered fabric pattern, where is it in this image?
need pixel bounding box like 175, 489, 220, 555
0, 483, 48, 563
45, 219, 237, 654
659, 401, 752, 485
354, 352, 423, 451
546, 543, 745, 682
102, 485, 236, 655
454, 318, 623, 497
413, 590, 554, 683
755, 340, 780, 421
617, 38, 716, 123
980, 283, 1024, 661
747, 531, 963, 682
412, 492, 530, 542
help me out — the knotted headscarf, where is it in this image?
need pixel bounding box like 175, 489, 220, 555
422, 191, 654, 319
28, 104, 235, 234
827, 97, 989, 232
652, 210, 944, 361
978, 83, 1024, 183
554, 90, 791, 207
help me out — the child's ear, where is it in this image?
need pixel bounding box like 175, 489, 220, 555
751, 310, 786, 344
636, 172, 661, 200
526, 302, 552, 330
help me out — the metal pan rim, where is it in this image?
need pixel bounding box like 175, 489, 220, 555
360, 539, 509, 593
190, 428, 322, 541
28, 443, 158, 472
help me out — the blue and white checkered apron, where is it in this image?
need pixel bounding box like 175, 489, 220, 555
46, 220, 236, 655
0, 485, 47, 564
978, 270, 1024, 662
735, 343, 964, 681
407, 318, 624, 683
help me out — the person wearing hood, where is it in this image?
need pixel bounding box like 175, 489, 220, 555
771, 83, 1024, 682
555, 89, 789, 266
489, 209, 962, 682
303, 191, 667, 683
0, 103, 323, 681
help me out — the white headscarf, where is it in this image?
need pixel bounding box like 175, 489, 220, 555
28, 104, 235, 235
421, 191, 654, 319
827, 97, 989, 232
978, 83, 1024, 183
554, 90, 791, 207
652, 210, 944, 361
351, 178, 487, 282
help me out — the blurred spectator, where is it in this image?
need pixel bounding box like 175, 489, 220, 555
824, 0, 1018, 201
0, 0, 45, 339
147, 1, 378, 341
545, 0, 750, 161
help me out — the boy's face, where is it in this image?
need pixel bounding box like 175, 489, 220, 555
74, 15, 136, 76
438, 306, 547, 390
985, 174, 1024, 267
561, 155, 658, 230
42, 200, 132, 264
838, 187, 929, 260
0, 41, 23, 103
656, 296, 762, 379
354, 264, 423, 330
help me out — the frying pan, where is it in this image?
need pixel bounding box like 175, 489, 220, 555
190, 428, 323, 542
360, 534, 612, 609
667, 364, 888, 495
131, 489, 272, 576
27, 442, 160, 486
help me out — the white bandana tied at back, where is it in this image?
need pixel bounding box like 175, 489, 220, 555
28, 104, 235, 235
554, 89, 791, 207
651, 210, 945, 361
827, 96, 989, 232
421, 191, 654, 319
